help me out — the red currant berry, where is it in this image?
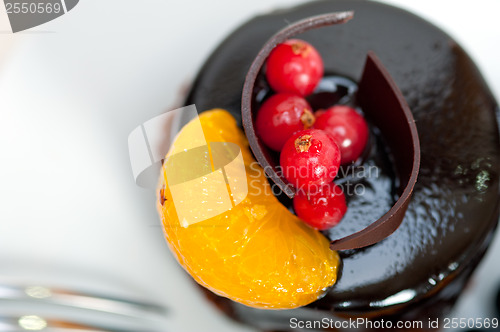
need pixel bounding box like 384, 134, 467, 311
266, 39, 324, 96
294, 182, 347, 230
314, 109, 326, 118
315, 105, 369, 165
280, 129, 341, 189
256, 93, 315, 151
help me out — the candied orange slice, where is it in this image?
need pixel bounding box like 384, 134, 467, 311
157, 109, 339, 309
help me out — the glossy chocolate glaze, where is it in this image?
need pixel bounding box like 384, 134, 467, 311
185, 0, 500, 329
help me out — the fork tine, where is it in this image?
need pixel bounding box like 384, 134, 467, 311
0, 284, 166, 318
0, 314, 161, 332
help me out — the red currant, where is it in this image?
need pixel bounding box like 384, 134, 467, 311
266, 39, 324, 96
294, 182, 347, 230
256, 93, 315, 151
315, 105, 369, 165
280, 129, 340, 190
314, 109, 326, 118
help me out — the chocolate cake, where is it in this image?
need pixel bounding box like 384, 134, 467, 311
183, 0, 500, 330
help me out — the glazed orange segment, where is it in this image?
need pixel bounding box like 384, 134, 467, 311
158, 109, 339, 309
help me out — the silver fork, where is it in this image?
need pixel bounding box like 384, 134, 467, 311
0, 283, 168, 331
0, 315, 157, 332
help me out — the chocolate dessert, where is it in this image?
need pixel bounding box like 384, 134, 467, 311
182, 0, 500, 330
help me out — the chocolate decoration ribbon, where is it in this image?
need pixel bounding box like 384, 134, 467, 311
241, 12, 420, 250
330, 52, 420, 250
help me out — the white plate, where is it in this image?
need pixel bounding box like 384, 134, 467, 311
0, 1, 499, 331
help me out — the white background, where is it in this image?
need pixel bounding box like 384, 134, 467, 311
0, 1, 499, 331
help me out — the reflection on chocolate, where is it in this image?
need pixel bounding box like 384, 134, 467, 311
185, 0, 500, 330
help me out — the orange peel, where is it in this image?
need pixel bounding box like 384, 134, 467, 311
157, 109, 339, 309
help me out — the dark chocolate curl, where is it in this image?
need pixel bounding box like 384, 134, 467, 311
329, 52, 420, 250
